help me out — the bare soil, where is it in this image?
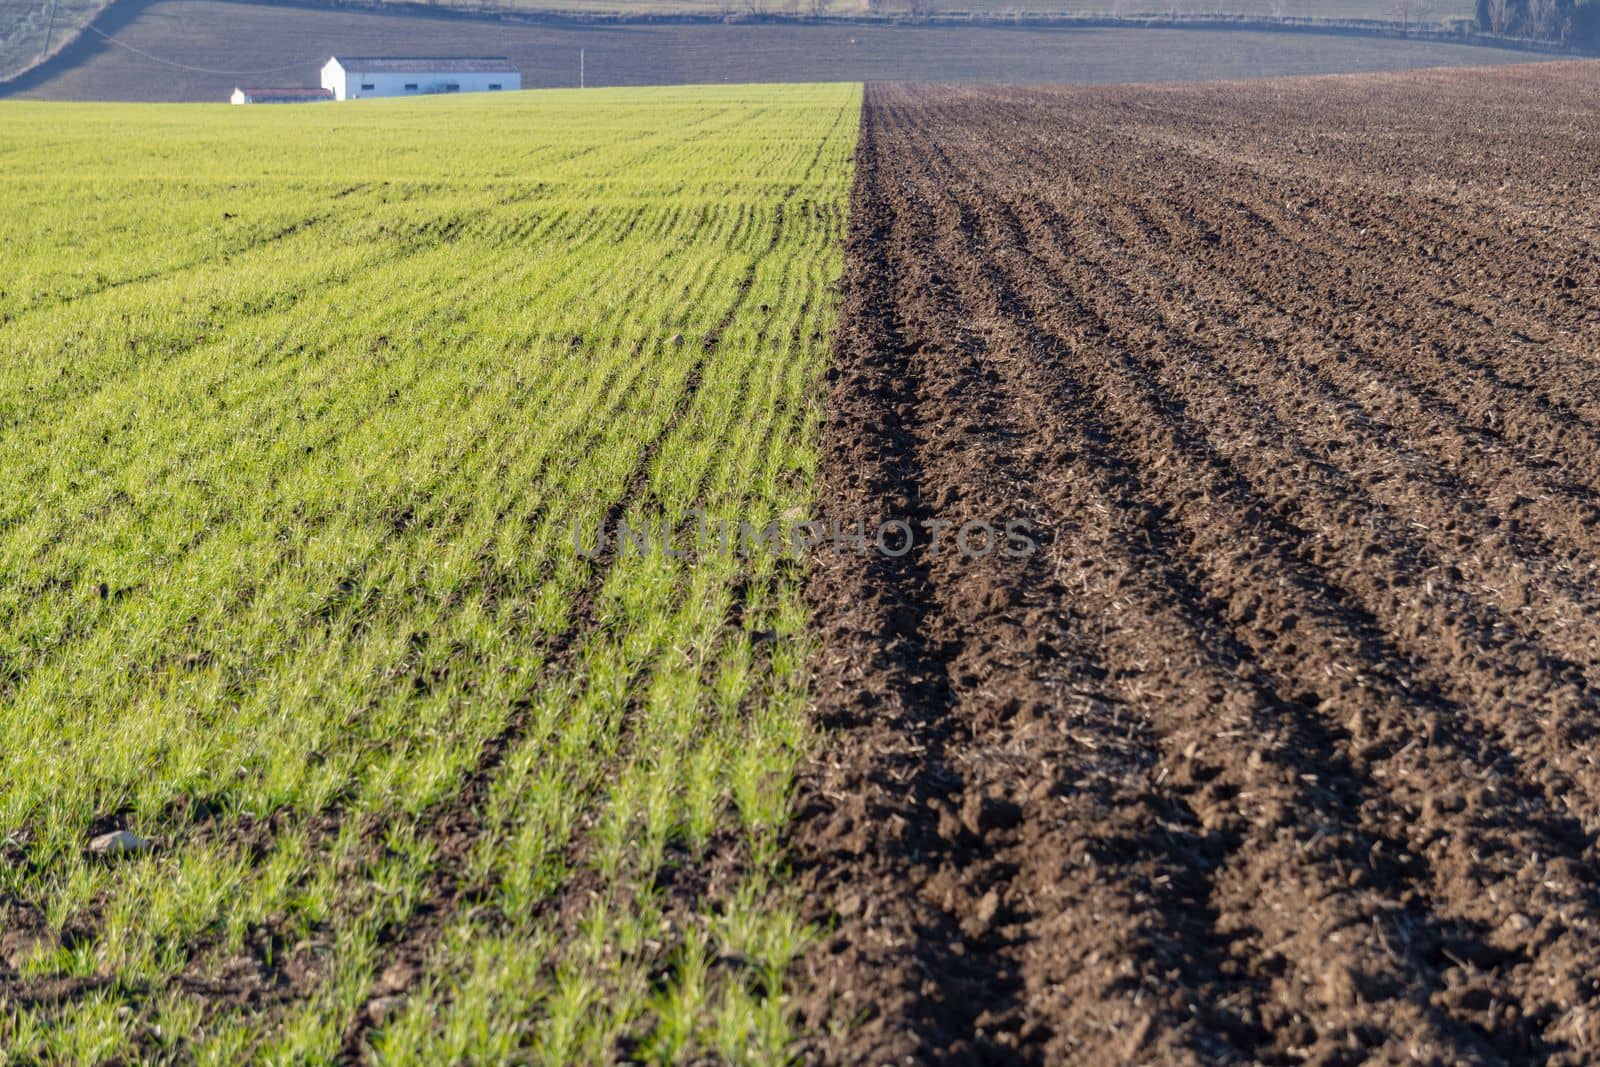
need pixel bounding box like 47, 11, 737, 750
3, 0, 1551, 102
793, 62, 1600, 1065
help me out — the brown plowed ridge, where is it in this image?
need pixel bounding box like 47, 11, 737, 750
794, 63, 1600, 1065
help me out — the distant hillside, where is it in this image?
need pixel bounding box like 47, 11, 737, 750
0, 0, 1491, 84
3, 0, 1559, 102
1, 0, 109, 79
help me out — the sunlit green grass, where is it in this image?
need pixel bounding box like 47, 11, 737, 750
0, 82, 858, 1062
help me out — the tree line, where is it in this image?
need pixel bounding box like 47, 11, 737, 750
1476, 0, 1600, 45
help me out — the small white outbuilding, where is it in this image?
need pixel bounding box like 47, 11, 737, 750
230, 86, 333, 104
320, 56, 521, 101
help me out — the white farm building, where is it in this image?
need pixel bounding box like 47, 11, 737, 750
320, 57, 521, 101
230, 87, 332, 104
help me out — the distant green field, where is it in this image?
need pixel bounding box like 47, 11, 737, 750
0, 82, 858, 1062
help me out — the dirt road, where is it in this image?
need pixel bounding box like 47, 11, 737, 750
794, 65, 1600, 1064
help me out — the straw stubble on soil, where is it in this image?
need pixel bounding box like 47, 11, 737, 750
793, 64, 1600, 1064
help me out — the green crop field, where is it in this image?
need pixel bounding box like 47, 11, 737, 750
0, 82, 859, 1063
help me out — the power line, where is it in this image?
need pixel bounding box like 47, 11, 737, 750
80, 23, 325, 77
40, 0, 58, 58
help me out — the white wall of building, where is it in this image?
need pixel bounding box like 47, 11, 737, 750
321, 60, 520, 101
321, 60, 348, 101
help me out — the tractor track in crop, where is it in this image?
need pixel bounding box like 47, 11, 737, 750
0, 282, 648, 1022
1, 192, 801, 1052
329, 182, 809, 1062
793, 67, 1600, 1064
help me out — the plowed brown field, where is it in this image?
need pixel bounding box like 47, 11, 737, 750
793, 63, 1600, 1064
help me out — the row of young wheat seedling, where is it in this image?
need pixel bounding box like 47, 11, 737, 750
1, 84, 859, 1063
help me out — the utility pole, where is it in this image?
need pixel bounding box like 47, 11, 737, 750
580, 48, 585, 89
41, 0, 59, 59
